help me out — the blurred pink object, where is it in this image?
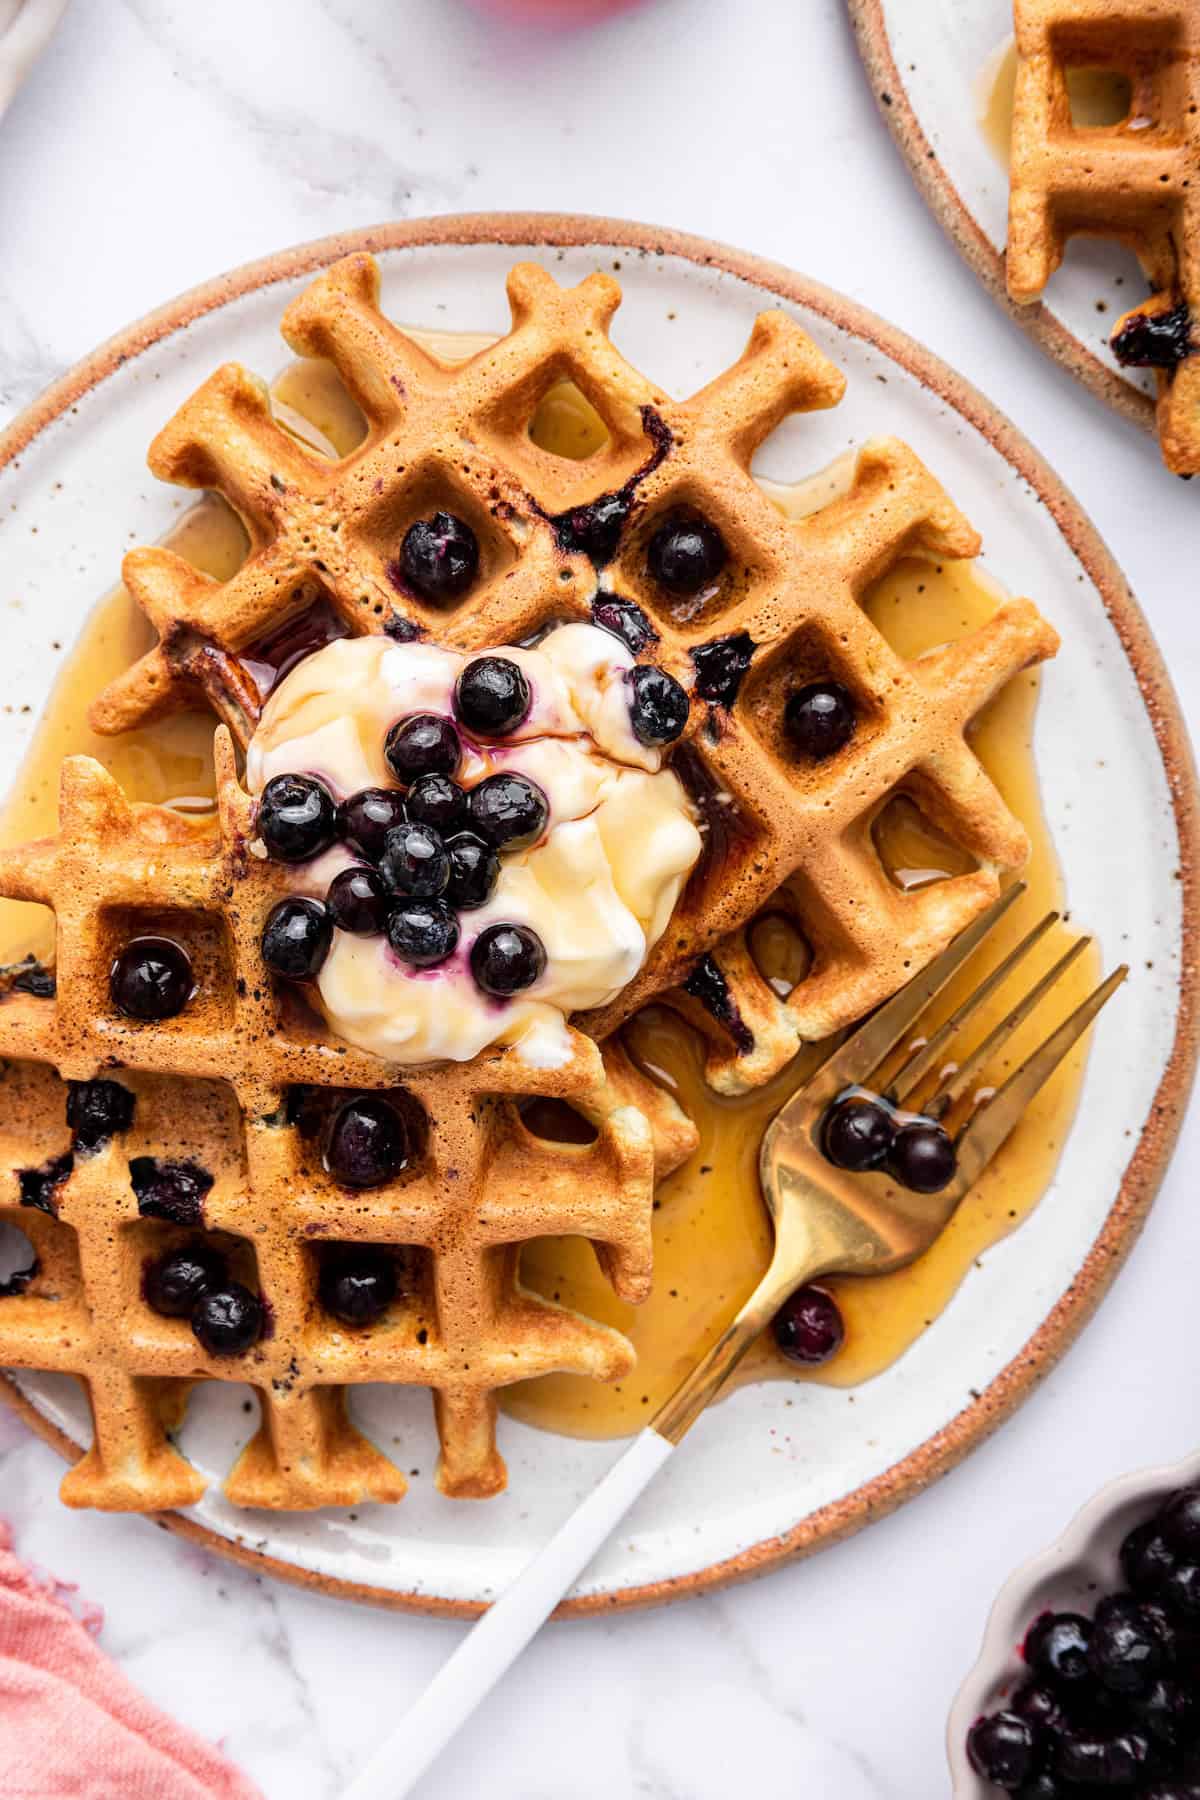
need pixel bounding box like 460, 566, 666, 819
466, 0, 644, 21
0, 1522, 261, 1799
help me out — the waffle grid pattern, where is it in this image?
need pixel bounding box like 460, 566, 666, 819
1008, 0, 1200, 472
0, 735, 695, 1510
90, 254, 1056, 1091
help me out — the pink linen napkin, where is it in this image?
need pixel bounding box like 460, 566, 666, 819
0, 1522, 262, 1800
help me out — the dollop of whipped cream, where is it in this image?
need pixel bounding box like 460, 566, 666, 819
245, 623, 702, 1069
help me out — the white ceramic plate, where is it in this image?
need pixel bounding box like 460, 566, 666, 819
0, 0, 66, 119
947, 1447, 1200, 1792
0, 218, 1193, 1615
848, 0, 1159, 436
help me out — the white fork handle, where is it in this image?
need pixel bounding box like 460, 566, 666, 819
340, 1427, 675, 1800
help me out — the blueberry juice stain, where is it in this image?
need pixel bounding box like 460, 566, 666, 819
547, 406, 673, 569
690, 632, 755, 709
128, 1156, 215, 1226
1111, 299, 1195, 374
17, 1152, 73, 1216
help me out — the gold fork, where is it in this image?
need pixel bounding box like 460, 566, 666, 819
655, 880, 1125, 1441
343, 882, 1127, 1800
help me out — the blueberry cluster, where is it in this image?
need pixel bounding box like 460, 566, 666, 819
968, 1484, 1200, 1797
144, 1242, 263, 1358
257, 656, 555, 996
821, 1089, 957, 1195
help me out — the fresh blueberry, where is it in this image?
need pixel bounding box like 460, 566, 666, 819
1133, 1677, 1197, 1749
1011, 1777, 1063, 1800
386, 899, 460, 968
1053, 1727, 1150, 1787
261, 897, 333, 980
379, 822, 450, 898
1025, 1613, 1093, 1689
784, 682, 857, 761
1164, 1561, 1200, 1619
405, 773, 468, 834
327, 866, 390, 935
454, 656, 531, 738
1122, 1521, 1177, 1598
144, 1245, 226, 1319
337, 787, 408, 861
1089, 1593, 1165, 1695
110, 937, 195, 1020
966, 1712, 1039, 1789
772, 1285, 845, 1365
325, 1096, 411, 1189
66, 1079, 135, 1151
647, 514, 727, 595
257, 772, 337, 862
395, 511, 479, 603
190, 1284, 263, 1357
822, 1094, 895, 1171
445, 832, 500, 909
1160, 1488, 1200, 1557
384, 713, 462, 784
627, 665, 690, 747
470, 924, 546, 996
319, 1247, 399, 1324
466, 773, 549, 850
1012, 1680, 1065, 1736
888, 1121, 957, 1194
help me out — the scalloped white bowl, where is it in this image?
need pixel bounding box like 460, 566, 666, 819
947, 1448, 1200, 1792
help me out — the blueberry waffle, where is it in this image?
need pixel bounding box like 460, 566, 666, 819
1008, 0, 1200, 474
90, 254, 1058, 1092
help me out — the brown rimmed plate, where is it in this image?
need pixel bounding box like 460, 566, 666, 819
0, 214, 1194, 1616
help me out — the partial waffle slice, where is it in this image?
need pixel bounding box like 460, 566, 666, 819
0, 736, 695, 1511
1008, 0, 1200, 472
89, 253, 1057, 1092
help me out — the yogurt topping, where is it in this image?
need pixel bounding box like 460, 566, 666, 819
246, 624, 702, 1068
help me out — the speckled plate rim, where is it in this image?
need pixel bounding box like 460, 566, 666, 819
845, 0, 1158, 438
0, 212, 1195, 1620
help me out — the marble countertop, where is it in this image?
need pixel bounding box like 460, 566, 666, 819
0, 2, 1197, 1796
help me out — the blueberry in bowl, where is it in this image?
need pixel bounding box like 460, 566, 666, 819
949, 1453, 1200, 1796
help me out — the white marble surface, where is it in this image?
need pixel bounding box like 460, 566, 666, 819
0, 2, 1196, 1796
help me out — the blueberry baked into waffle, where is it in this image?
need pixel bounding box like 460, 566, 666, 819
0, 256, 1057, 1512
1007, 0, 1200, 475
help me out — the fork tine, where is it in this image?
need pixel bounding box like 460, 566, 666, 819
889, 909, 1060, 1108
954, 964, 1128, 1184
805, 882, 1026, 1108
925, 935, 1092, 1119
